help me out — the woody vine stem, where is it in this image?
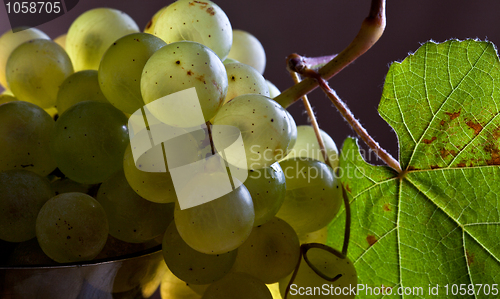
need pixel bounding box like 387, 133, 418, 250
275, 0, 401, 174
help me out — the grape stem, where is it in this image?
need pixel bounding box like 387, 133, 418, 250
274, 0, 386, 108
288, 71, 331, 167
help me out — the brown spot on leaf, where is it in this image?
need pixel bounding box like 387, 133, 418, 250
423, 136, 437, 144
466, 120, 483, 135
485, 143, 500, 165
383, 204, 391, 212
440, 120, 446, 126
430, 165, 440, 169
456, 162, 467, 167
445, 110, 461, 120
466, 250, 474, 266
440, 148, 457, 159
366, 235, 377, 247
407, 166, 416, 171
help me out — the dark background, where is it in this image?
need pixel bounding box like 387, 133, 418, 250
0, 1, 499, 298
1, 0, 499, 164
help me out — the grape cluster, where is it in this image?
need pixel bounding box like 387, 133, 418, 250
0, 0, 357, 297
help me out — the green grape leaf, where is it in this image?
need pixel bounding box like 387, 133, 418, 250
329, 40, 500, 298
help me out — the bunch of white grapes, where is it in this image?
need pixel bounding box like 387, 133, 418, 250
0, 0, 357, 298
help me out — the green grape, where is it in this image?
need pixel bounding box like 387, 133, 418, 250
266, 80, 281, 98
244, 163, 286, 226
222, 57, 239, 64
267, 283, 282, 299
123, 144, 178, 204
6, 39, 73, 108
279, 248, 358, 298
56, 70, 108, 114
66, 8, 139, 71
51, 177, 92, 195
276, 158, 342, 235
0, 170, 54, 242
202, 272, 273, 299
286, 109, 298, 155
284, 125, 339, 169
36, 192, 109, 263
144, 6, 167, 34
50, 101, 129, 184
0, 28, 50, 89
227, 29, 266, 74
162, 222, 237, 285
223, 62, 269, 104
212, 94, 294, 170
0, 101, 57, 176
161, 268, 202, 299
54, 33, 66, 49
174, 175, 254, 254
232, 217, 301, 284
0, 93, 18, 105
298, 226, 329, 245
96, 170, 174, 243
98, 33, 166, 114
154, 0, 232, 60
141, 41, 227, 127
188, 284, 210, 296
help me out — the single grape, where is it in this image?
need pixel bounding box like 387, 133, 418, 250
0, 101, 57, 176
202, 272, 273, 299
56, 70, 108, 114
223, 62, 269, 105
66, 8, 139, 71
50, 101, 129, 184
298, 226, 329, 245
123, 144, 178, 204
279, 248, 358, 299
232, 217, 301, 284
36, 192, 109, 263
188, 283, 210, 296
54, 33, 67, 49
0, 28, 50, 89
174, 175, 254, 254
162, 222, 237, 285
160, 267, 202, 299
227, 29, 266, 74
144, 6, 167, 34
141, 41, 227, 127
6, 39, 73, 108
286, 109, 298, 155
212, 94, 294, 170
276, 158, 342, 235
0, 92, 19, 105
267, 283, 283, 299
223, 57, 239, 64
96, 170, 174, 243
0, 170, 54, 242
99, 33, 166, 114
267, 80, 281, 98
283, 125, 339, 169
154, 0, 232, 60
244, 163, 286, 226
